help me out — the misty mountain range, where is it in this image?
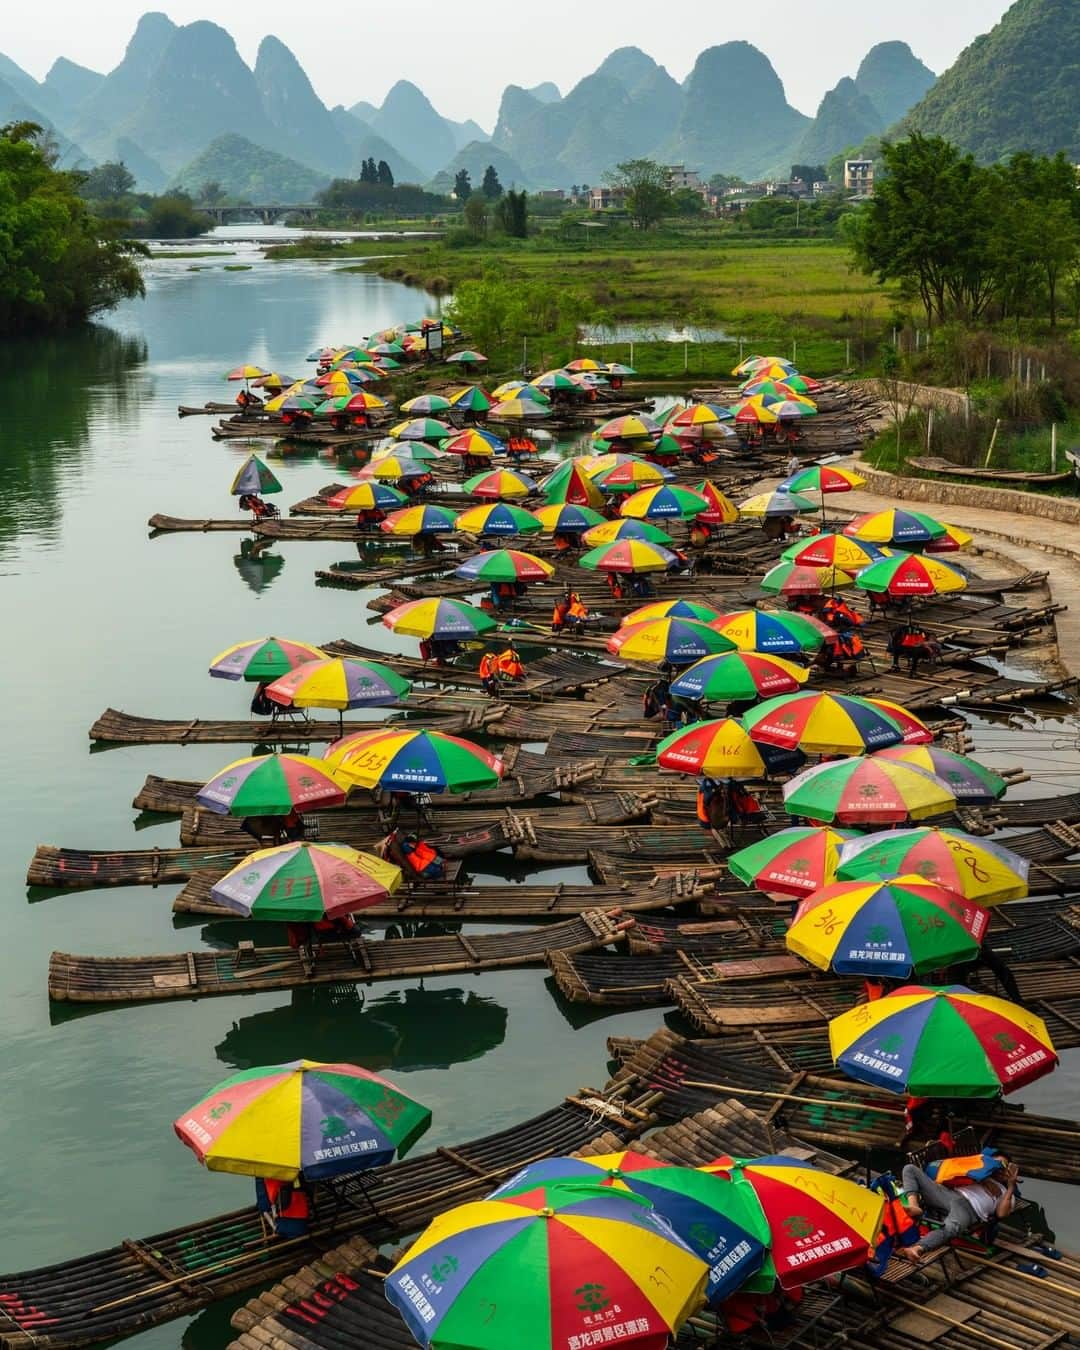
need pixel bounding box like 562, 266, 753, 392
0, 0, 1075, 202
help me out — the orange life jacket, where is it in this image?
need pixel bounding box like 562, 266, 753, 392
837, 631, 865, 659
731, 785, 764, 817
478, 653, 496, 680
264, 1179, 310, 1221
900, 631, 926, 648
403, 839, 437, 872
696, 788, 711, 826
496, 650, 524, 680
551, 601, 569, 627
568, 594, 588, 619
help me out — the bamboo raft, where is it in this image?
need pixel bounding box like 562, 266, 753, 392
46, 910, 631, 1006
908, 455, 1075, 484
0, 1085, 660, 1349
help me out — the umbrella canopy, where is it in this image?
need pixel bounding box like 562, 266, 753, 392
781, 465, 865, 495
566, 358, 603, 371
925, 523, 974, 553
595, 413, 662, 441
694, 481, 740, 525
671, 402, 734, 429
444, 429, 504, 457
455, 549, 554, 582
317, 392, 387, 415
829, 986, 1058, 1097
226, 364, 269, 382
543, 461, 605, 508
251, 372, 296, 390
446, 349, 488, 364
781, 533, 885, 570
738, 490, 818, 518
512, 384, 552, 405
530, 369, 578, 391
844, 509, 948, 547
608, 618, 737, 666
266, 657, 410, 711
594, 459, 672, 492
368, 454, 437, 481
760, 562, 855, 596
390, 418, 454, 440
672, 652, 809, 702
489, 398, 552, 420
605, 361, 636, 376
710, 609, 828, 656
176, 1060, 431, 1181
386, 1178, 708, 1349
771, 400, 818, 419
788, 876, 990, 978
871, 746, 1008, 805
783, 757, 956, 825
744, 692, 929, 755
383, 597, 496, 640
836, 828, 1029, 904
326, 482, 407, 511
455, 502, 543, 538
265, 394, 318, 413
491, 1153, 768, 1306
448, 385, 493, 413
731, 400, 779, 424
533, 503, 607, 534
728, 827, 852, 897
400, 394, 453, 415
620, 484, 709, 520
855, 553, 968, 596
732, 356, 796, 377
657, 719, 769, 779
382, 504, 458, 536
700, 1157, 883, 1290
209, 636, 325, 682
582, 518, 674, 546
373, 440, 444, 463
579, 539, 677, 574
463, 468, 537, 498
196, 753, 347, 817
334, 728, 503, 794
230, 454, 282, 497
626, 599, 724, 625
210, 843, 402, 922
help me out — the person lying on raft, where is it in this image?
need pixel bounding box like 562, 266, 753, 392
899, 1155, 1019, 1261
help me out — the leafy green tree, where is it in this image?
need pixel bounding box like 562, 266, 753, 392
446, 275, 590, 366
196, 179, 226, 205
453, 168, 472, 201
671, 188, 704, 216
144, 194, 206, 238
80, 161, 136, 202
791, 164, 826, 185
377, 159, 394, 187
606, 158, 671, 230
463, 192, 488, 239
481, 164, 502, 199
495, 188, 528, 238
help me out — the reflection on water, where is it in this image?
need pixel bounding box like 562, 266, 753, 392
233, 542, 285, 596
214, 985, 508, 1073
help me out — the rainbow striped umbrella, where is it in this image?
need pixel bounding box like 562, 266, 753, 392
372, 440, 444, 463
595, 413, 662, 441
386, 1179, 708, 1348
317, 391, 387, 415
455, 502, 543, 538
579, 539, 677, 574
738, 490, 818, 518
543, 461, 605, 508
739, 378, 806, 398
788, 877, 990, 978
844, 509, 948, 547
605, 362, 636, 376
196, 754, 347, 816
594, 458, 673, 492
455, 549, 554, 582
743, 692, 930, 755
855, 552, 968, 596
771, 400, 817, 419
390, 418, 454, 440
383, 598, 496, 639
489, 398, 552, 421
176, 1060, 430, 1180
209, 636, 325, 682
326, 481, 407, 511
709, 610, 828, 656
829, 986, 1058, 1097
512, 384, 552, 404
582, 518, 675, 546
463, 468, 537, 498
783, 757, 956, 825
728, 827, 852, 897
760, 561, 855, 595
781, 465, 864, 494
871, 746, 1008, 805
732, 355, 796, 377
671, 402, 734, 429
731, 400, 779, 425
230, 455, 282, 497
266, 657, 410, 712
368, 454, 436, 481
566, 358, 603, 371
400, 394, 453, 415
444, 429, 503, 457
334, 727, 503, 794
656, 719, 769, 779
227, 364, 270, 382
266, 394, 319, 413
671, 652, 809, 701
836, 828, 1028, 904
607, 618, 737, 666
694, 481, 740, 524
210, 843, 402, 922
532, 503, 606, 534
448, 385, 493, 413
368, 341, 406, 356
925, 523, 973, 553
625, 599, 724, 624
491, 380, 526, 398
530, 369, 577, 391
382, 504, 458, 536
620, 484, 709, 520
781, 533, 885, 570
446, 350, 488, 365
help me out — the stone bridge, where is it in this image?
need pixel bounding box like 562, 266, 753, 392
194, 204, 326, 225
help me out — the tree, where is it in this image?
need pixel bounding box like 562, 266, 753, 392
790, 164, 826, 185
670, 188, 704, 217
463, 192, 488, 239
605, 158, 671, 230
196, 179, 226, 205
481, 164, 502, 199
447, 275, 591, 366
495, 188, 529, 238
359, 157, 379, 184
453, 168, 472, 201
145, 194, 206, 238
377, 159, 394, 187
80, 161, 136, 202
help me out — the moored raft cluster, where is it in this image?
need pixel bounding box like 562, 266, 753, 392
11, 345, 1080, 1350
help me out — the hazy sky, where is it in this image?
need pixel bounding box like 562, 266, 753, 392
9, 0, 1014, 127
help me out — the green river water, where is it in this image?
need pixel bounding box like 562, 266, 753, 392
1, 240, 1076, 1347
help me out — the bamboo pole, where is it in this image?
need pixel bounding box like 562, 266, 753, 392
681, 1080, 905, 1119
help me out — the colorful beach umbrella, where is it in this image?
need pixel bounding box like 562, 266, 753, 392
787, 877, 990, 978
382, 504, 458, 536
176, 1060, 431, 1181
543, 461, 605, 509
227, 364, 270, 382
694, 481, 740, 525
209, 636, 325, 682
671, 403, 734, 430
672, 652, 809, 702
455, 549, 554, 582
455, 502, 543, 538
829, 986, 1058, 1097
605, 362, 636, 376
657, 719, 769, 779
266, 394, 318, 413
582, 518, 674, 546
844, 509, 948, 548
489, 398, 553, 421
781, 533, 885, 571
710, 610, 828, 656
368, 454, 436, 481
744, 692, 929, 755
383, 597, 496, 640
444, 429, 504, 457
595, 414, 662, 441
760, 562, 855, 596
566, 358, 603, 371
620, 484, 709, 520
372, 440, 444, 463
530, 369, 577, 391
266, 657, 410, 712
771, 400, 818, 419
333, 727, 503, 794
385, 1179, 708, 1349
871, 746, 1008, 806
196, 753, 347, 817
210, 842, 402, 922
390, 418, 454, 440
925, 523, 974, 554
738, 490, 818, 518
446, 350, 488, 365
448, 385, 493, 413
594, 459, 673, 492
731, 401, 779, 425
317, 391, 387, 415
400, 394, 453, 415
836, 828, 1029, 904
463, 468, 537, 498
579, 539, 678, 574
732, 356, 796, 377
608, 618, 737, 666
783, 757, 956, 825
855, 553, 968, 597
532, 503, 607, 534
491, 380, 526, 398
326, 481, 407, 511
625, 599, 724, 625
727, 827, 851, 897
699, 1157, 883, 1290
781, 465, 865, 495
230, 454, 282, 497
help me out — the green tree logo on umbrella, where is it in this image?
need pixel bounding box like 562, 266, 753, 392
431, 1254, 459, 1284
575, 1283, 609, 1313
867, 925, 890, 945
208, 1102, 232, 1121
783, 1215, 815, 1240
689, 1222, 718, 1249
320, 1114, 349, 1138
878, 1034, 904, 1055
994, 1032, 1019, 1054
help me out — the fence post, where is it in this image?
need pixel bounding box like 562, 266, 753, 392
846, 338, 851, 367
926, 408, 934, 453
792, 339, 797, 365
522, 336, 528, 374
983, 418, 1002, 469
629, 340, 634, 367
1051, 423, 1057, 473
